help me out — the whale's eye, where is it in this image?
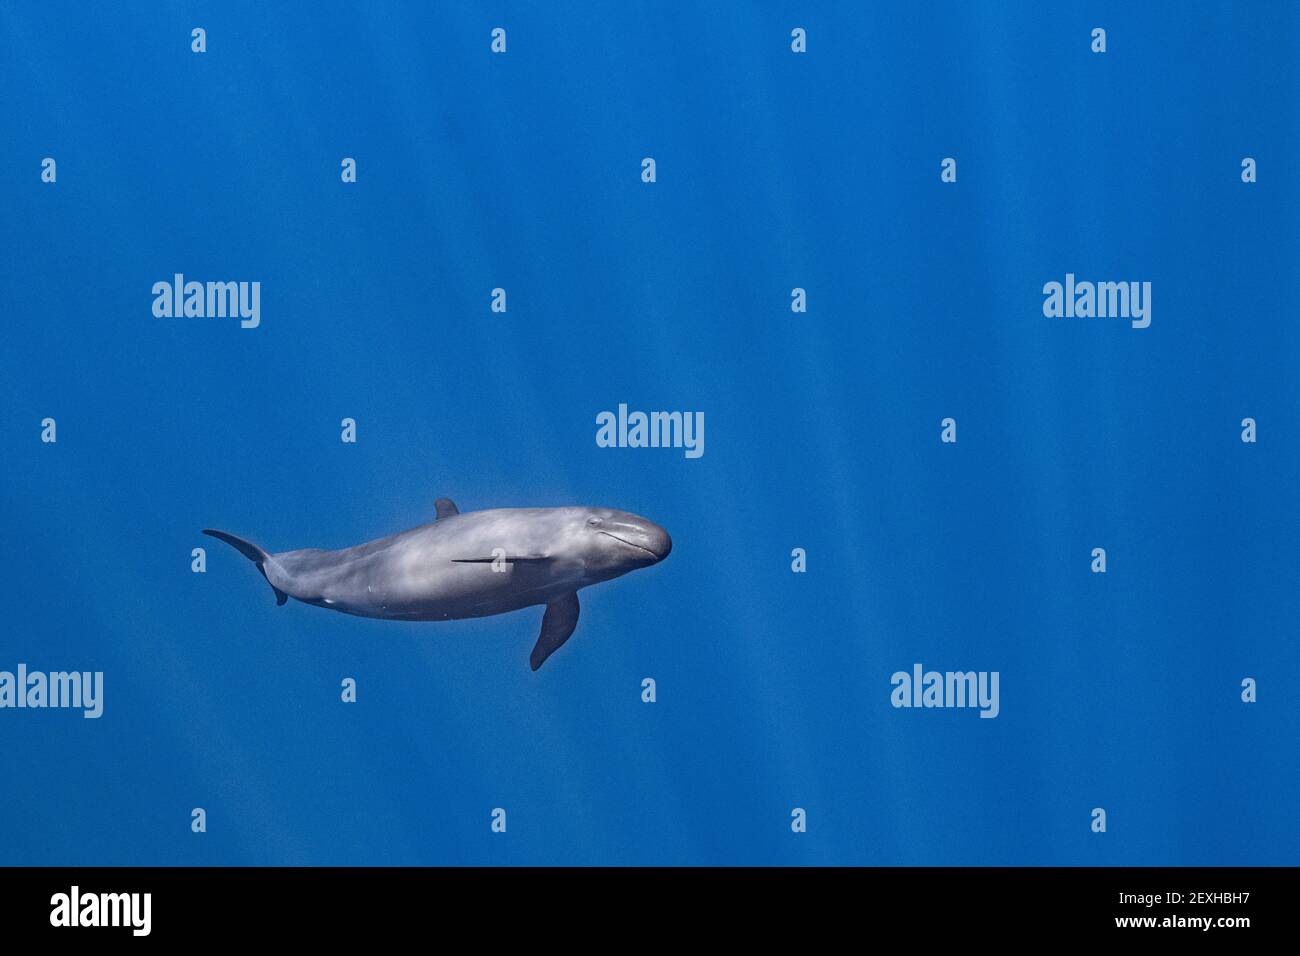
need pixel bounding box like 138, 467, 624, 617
587, 516, 601, 526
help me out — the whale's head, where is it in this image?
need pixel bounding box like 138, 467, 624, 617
574, 508, 672, 580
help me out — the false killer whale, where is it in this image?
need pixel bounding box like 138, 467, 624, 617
203, 499, 672, 670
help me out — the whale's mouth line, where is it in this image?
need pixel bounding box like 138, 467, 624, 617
597, 531, 661, 560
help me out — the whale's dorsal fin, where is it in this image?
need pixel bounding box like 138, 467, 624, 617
434, 498, 459, 519
530, 592, 580, 671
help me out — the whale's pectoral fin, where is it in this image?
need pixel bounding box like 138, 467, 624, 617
434, 498, 459, 519
530, 592, 580, 671
452, 555, 550, 564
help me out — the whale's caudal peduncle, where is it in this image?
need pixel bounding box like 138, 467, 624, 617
203, 500, 671, 670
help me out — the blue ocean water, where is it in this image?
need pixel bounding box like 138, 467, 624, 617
1, 2, 1297, 866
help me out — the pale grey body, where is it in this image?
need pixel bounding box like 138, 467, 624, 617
204, 501, 671, 669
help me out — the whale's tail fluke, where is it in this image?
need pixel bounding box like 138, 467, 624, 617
202, 529, 289, 606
